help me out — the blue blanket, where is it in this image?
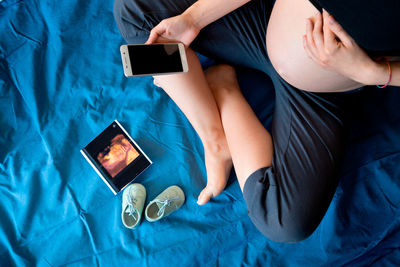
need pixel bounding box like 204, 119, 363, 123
1, 0, 399, 266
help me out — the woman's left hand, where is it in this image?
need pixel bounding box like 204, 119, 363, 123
303, 9, 377, 85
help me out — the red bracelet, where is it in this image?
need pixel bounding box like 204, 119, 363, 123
377, 61, 392, 88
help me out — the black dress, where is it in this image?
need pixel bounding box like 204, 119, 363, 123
309, 0, 400, 56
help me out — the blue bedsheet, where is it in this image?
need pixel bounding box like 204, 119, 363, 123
1, 0, 399, 266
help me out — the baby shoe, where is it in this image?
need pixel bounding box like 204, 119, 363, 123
122, 183, 146, 229
145, 185, 185, 222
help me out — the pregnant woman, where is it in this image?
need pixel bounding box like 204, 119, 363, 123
114, 0, 400, 242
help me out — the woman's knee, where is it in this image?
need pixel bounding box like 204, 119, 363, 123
243, 167, 323, 243
248, 206, 319, 243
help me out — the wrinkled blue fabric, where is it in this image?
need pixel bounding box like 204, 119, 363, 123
1, 0, 400, 266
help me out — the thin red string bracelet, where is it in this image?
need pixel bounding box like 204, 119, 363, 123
377, 60, 392, 88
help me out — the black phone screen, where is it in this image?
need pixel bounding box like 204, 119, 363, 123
128, 44, 183, 75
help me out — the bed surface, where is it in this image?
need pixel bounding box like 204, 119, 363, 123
1, 0, 399, 266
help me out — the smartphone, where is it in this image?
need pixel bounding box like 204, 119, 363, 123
120, 43, 189, 77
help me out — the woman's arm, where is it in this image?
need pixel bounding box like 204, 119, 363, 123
146, 0, 251, 46
368, 61, 400, 87
184, 0, 251, 29
303, 10, 400, 87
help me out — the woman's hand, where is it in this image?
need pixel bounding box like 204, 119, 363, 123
303, 9, 379, 85
146, 13, 200, 47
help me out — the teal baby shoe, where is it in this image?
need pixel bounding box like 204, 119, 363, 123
145, 185, 185, 222
122, 183, 146, 229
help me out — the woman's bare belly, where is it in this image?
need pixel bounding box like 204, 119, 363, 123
266, 0, 362, 92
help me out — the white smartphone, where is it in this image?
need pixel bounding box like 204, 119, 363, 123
120, 43, 189, 77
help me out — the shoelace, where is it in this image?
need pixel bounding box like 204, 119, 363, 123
126, 194, 138, 220
155, 196, 184, 217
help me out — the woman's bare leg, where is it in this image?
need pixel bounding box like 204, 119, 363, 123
153, 48, 232, 204
204, 65, 273, 190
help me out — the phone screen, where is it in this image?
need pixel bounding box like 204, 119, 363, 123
128, 44, 183, 75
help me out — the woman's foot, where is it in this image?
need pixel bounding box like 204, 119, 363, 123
197, 130, 232, 205
197, 64, 241, 205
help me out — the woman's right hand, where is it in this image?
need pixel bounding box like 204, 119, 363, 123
145, 13, 201, 47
